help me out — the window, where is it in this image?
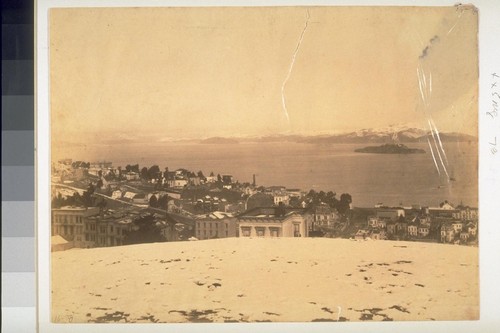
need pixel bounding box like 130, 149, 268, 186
241, 227, 251, 237
256, 227, 265, 237
293, 223, 301, 237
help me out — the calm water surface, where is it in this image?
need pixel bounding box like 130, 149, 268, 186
63, 142, 478, 207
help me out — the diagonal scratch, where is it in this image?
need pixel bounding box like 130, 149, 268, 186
429, 71, 432, 100
429, 118, 449, 165
281, 9, 310, 123
417, 68, 426, 106
427, 136, 441, 176
417, 61, 450, 179
428, 119, 450, 180
447, 9, 464, 36
417, 66, 430, 108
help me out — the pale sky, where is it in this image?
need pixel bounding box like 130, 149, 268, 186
50, 6, 478, 146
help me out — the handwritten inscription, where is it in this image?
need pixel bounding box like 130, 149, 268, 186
490, 136, 497, 155
489, 73, 499, 154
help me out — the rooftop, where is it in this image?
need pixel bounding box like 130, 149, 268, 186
237, 207, 308, 219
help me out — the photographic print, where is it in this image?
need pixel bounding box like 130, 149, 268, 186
49, 5, 479, 323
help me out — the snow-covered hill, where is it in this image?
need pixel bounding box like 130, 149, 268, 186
51, 237, 478, 323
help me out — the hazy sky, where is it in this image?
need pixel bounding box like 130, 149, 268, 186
50, 6, 478, 146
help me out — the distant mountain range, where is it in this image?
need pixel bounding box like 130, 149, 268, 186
199, 137, 239, 144
197, 127, 476, 144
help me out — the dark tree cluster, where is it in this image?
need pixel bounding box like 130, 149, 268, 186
149, 194, 170, 208
305, 190, 352, 216
125, 164, 140, 173
123, 215, 166, 245
72, 161, 90, 169
52, 183, 107, 209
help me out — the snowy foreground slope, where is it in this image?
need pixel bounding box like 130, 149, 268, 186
51, 238, 478, 323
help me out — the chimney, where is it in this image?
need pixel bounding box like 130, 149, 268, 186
253, 174, 256, 187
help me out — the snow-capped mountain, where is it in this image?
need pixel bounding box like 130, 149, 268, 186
197, 127, 476, 144
296, 127, 475, 144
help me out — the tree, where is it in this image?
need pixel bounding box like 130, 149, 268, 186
126, 164, 139, 173
52, 192, 64, 208
80, 184, 95, 207
289, 196, 302, 208
338, 193, 352, 215
141, 167, 149, 180
197, 170, 205, 180
149, 195, 158, 208
95, 197, 107, 210
318, 191, 326, 203
157, 194, 169, 209
148, 165, 160, 180
104, 171, 116, 181
276, 202, 286, 217
325, 191, 339, 209
123, 215, 166, 245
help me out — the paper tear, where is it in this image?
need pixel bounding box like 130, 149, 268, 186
281, 9, 310, 124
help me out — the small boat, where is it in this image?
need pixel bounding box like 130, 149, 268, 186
449, 177, 456, 181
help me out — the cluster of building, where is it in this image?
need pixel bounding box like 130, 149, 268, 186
51, 204, 317, 251
356, 202, 478, 245
50, 205, 186, 251
50, 158, 478, 251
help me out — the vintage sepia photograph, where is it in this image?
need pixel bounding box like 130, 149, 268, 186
48, 5, 479, 324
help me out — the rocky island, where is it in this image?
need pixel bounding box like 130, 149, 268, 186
355, 143, 425, 154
